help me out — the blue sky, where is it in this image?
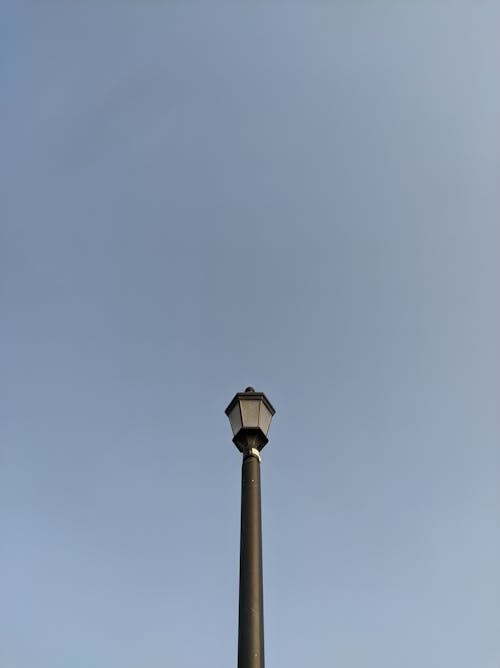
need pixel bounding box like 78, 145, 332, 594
2, 2, 499, 667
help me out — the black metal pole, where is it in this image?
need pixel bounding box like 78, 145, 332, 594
238, 451, 264, 668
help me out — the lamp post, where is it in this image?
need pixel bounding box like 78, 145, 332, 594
225, 387, 276, 668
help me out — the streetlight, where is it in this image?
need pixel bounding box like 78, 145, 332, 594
225, 387, 276, 668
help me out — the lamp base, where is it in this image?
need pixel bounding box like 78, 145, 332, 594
232, 428, 268, 453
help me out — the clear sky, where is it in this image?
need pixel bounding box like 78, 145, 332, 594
2, 2, 499, 667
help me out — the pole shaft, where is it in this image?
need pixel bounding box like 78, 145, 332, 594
238, 453, 264, 668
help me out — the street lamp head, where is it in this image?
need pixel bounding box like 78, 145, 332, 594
225, 387, 276, 453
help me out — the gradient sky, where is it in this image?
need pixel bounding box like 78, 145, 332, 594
2, 2, 500, 667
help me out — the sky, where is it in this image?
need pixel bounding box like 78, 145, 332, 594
2, 2, 500, 667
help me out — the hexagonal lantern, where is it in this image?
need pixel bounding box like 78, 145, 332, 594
225, 387, 276, 453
